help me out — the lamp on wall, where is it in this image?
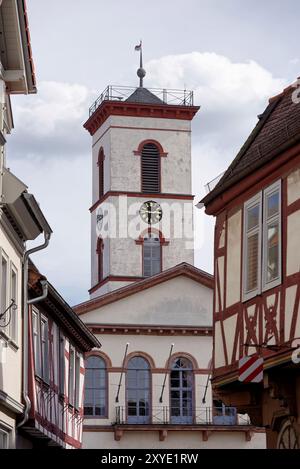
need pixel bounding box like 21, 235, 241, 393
159, 343, 174, 403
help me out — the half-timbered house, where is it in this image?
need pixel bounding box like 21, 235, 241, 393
17, 263, 100, 448
200, 80, 300, 449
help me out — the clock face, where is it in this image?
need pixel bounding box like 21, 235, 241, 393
139, 201, 162, 225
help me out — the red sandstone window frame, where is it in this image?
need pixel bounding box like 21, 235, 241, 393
96, 238, 104, 283
97, 147, 105, 199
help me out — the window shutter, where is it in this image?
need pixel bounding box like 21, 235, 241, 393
262, 181, 281, 291
141, 143, 160, 193
243, 193, 262, 301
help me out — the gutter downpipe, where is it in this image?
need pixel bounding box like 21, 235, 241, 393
17, 231, 51, 428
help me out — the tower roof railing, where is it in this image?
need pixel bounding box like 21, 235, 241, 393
89, 85, 194, 116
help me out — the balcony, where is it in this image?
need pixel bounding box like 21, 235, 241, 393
89, 85, 195, 117
113, 406, 259, 442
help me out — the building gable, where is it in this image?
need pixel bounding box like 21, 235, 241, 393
76, 273, 213, 328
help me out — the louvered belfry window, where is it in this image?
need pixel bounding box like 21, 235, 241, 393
141, 143, 160, 193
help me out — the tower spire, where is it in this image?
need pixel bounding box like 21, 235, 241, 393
135, 40, 146, 88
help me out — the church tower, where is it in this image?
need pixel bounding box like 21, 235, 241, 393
84, 45, 200, 299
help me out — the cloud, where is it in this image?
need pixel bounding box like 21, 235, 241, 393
6, 52, 288, 303
10, 154, 91, 305
9, 81, 95, 159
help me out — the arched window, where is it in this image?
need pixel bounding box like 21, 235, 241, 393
96, 238, 103, 283
141, 143, 160, 193
84, 356, 107, 417
170, 357, 194, 424
127, 356, 151, 424
143, 234, 161, 277
98, 148, 105, 199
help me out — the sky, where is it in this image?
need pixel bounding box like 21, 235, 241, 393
6, 0, 300, 305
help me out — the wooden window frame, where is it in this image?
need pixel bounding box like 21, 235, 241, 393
69, 344, 75, 407
84, 355, 108, 419
243, 192, 262, 302
59, 331, 65, 396
32, 307, 42, 377
74, 352, 81, 410
0, 424, 10, 449
242, 180, 282, 302
126, 356, 152, 424
0, 250, 8, 333
262, 180, 282, 292
40, 314, 49, 384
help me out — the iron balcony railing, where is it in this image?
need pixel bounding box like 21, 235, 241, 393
115, 406, 251, 426
89, 85, 194, 116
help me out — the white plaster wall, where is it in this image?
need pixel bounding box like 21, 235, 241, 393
84, 276, 213, 327
83, 429, 266, 449
287, 167, 300, 205
226, 210, 241, 307
214, 321, 226, 368
108, 116, 192, 194
91, 194, 194, 292
83, 332, 212, 429
0, 225, 22, 405
286, 210, 300, 276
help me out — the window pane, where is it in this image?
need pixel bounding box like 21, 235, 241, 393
143, 237, 161, 277
246, 232, 259, 291
0, 257, 7, 327
0, 428, 8, 449
266, 222, 279, 282
267, 192, 279, 219
84, 356, 107, 417
247, 204, 260, 231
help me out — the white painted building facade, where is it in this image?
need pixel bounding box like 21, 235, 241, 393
0, 0, 37, 449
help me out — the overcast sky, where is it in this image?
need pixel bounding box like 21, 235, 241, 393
7, 0, 299, 305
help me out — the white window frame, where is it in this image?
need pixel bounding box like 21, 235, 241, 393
243, 192, 262, 302
0, 424, 10, 449
32, 307, 42, 377
74, 352, 81, 410
69, 345, 75, 407
9, 263, 18, 342
262, 180, 282, 292
41, 314, 49, 383
243, 180, 282, 302
59, 331, 65, 395
0, 250, 9, 333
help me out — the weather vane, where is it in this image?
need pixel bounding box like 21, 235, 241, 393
135, 40, 145, 88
